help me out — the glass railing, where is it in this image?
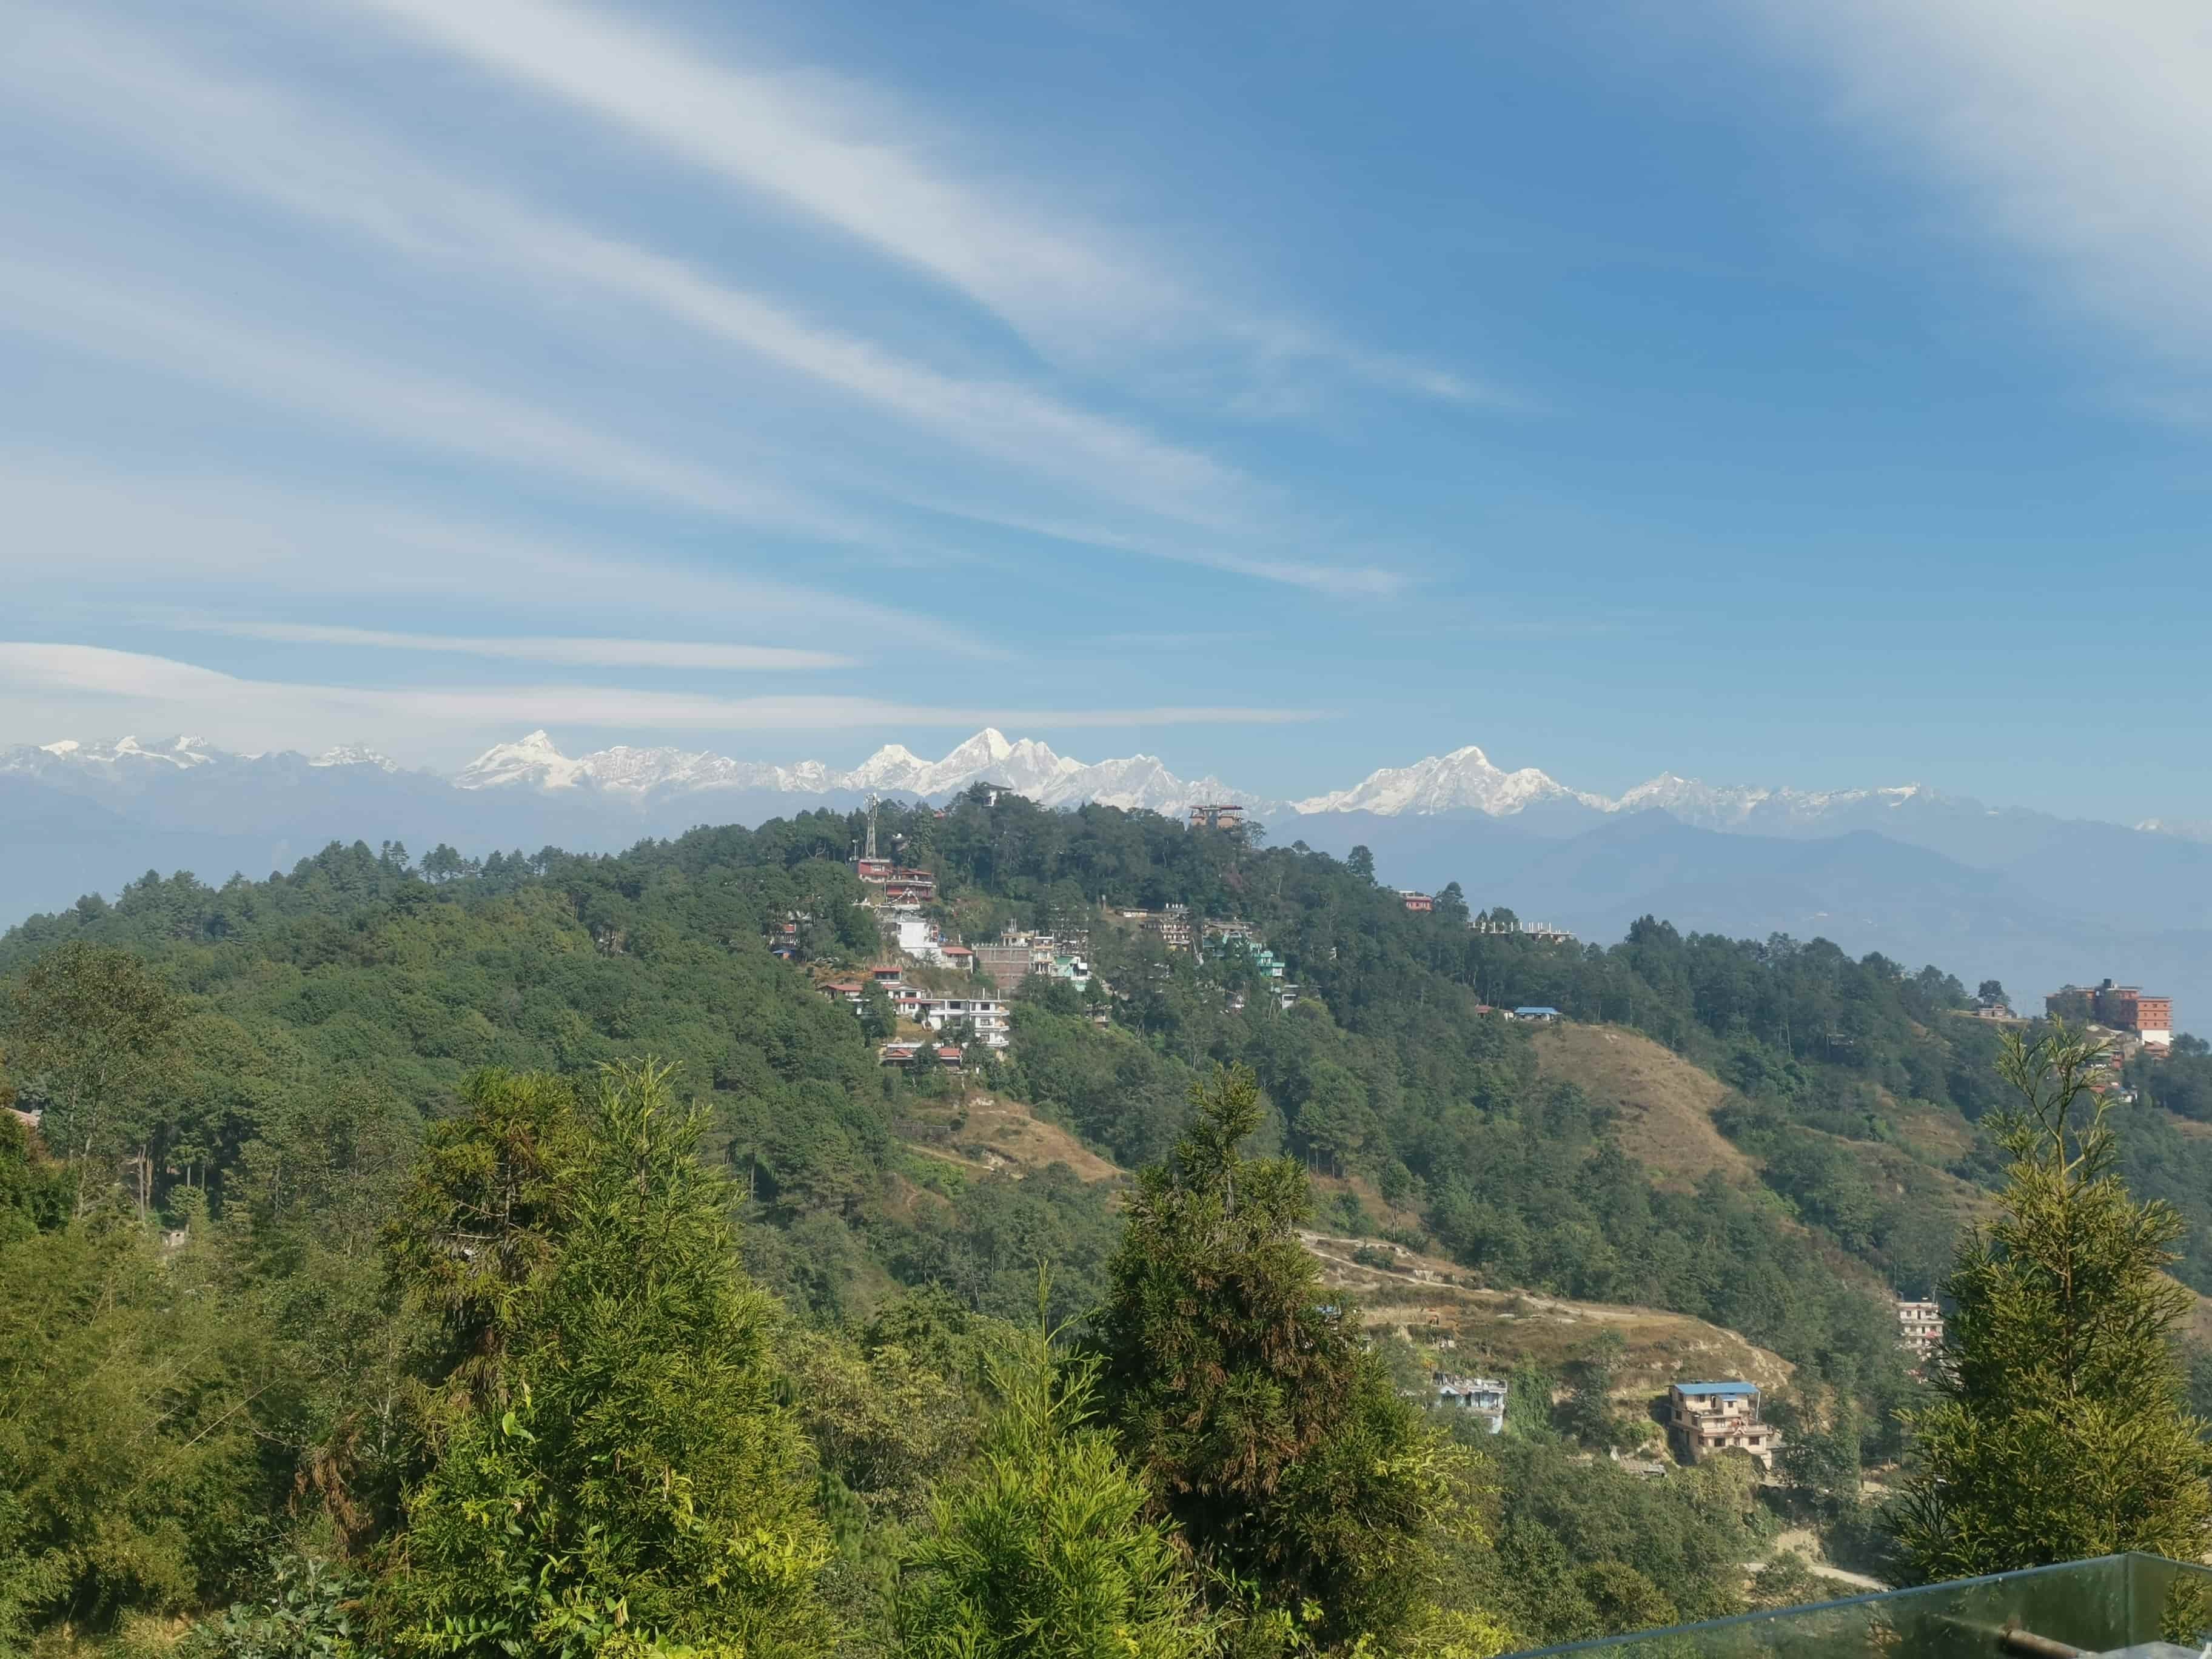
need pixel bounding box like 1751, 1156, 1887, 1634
1510, 1552, 2212, 1657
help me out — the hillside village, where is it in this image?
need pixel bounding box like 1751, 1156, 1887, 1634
794, 798, 1599, 1073
767, 789, 1994, 1522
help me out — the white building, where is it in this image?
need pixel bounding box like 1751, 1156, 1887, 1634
1897, 1298, 1944, 1361
1435, 1373, 1507, 1433
1667, 1381, 1777, 1471
916, 996, 1011, 1048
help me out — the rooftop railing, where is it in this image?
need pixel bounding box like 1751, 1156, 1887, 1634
1510, 1553, 2212, 1658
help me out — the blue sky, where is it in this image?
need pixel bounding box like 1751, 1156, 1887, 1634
5, 0, 2211, 816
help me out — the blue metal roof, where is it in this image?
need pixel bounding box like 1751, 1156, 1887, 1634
1674, 1381, 1759, 1395
1514, 1006, 1562, 1016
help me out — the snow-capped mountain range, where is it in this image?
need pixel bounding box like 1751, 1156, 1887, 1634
0, 725, 2125, 842
18, 724, 2212, 1036
430, 726, 1952, 833
18, 734, 400, 777
450, 728, 1264, 817
0, 724, 2000, 874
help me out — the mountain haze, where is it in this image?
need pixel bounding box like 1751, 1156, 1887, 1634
7, 725, 2210, 1025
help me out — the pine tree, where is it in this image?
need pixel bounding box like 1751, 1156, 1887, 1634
1094, 1064, 1469, 1646
1890, 1022, 2212, 1581
896, 1297, 1217, 1659
375, 1063, 831, 1658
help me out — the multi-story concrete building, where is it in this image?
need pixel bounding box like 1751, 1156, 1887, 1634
1188, 803, 1245, 831
2047, 979, 2174, 1047
1435, 1373, 1507, 1433
970, 928, 1093, 993
1123, 905, 1194, 952
1897, 1298, 1944, 1361
881, 867, 937, 905
971, 934, 1051, 994
766, 910, 811, 960
1400, 891, 1435, 913
1667, 1381, 1778, 1471
915, 996, 1011, 1048
1471, 919, 1577, 944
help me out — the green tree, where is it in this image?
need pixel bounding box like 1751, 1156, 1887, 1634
1889, 1023, 2212, 1581
858, 980, 896, 1042
0, 1207, 274, 1648
1291, 1061, 1369, 1179
0, 1107, 72, 1245
896, 1301, 1216, 1659
1555, 1331, 1628, 1451
375, 1063, 831, 1659
1096, 1065, 1467, 1645
1765, 1392, 1860, 1516
7, 942, 185, 1215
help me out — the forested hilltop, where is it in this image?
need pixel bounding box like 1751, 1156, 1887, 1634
7, 788, 2212, 1655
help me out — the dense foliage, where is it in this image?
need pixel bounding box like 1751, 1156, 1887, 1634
1098, 1067, 1469, 1647
1890, 1025, 2212, 1581
373, 1064, 832, 1659
5, 788, 2208, 1654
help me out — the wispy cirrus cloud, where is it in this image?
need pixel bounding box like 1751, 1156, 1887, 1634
321, 0, 1486, 406
181, 622, 856, 672
0, 454, 974, 652
0, 254, 874, 543
1733, 0, 2212, 381
0, 8, 1269, 537
0, 644, 1326, 752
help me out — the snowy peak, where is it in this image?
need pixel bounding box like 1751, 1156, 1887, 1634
1614, 774, 1931, 830
455, 729, 583, 791
312, 744, 399, 773
27, 734, 219, 770
1614, 773, 1772, 826
840, 729, 1076, 799
446, 726, 1087, 802
1294, 745, 1602, 817
846, 744, 927, 791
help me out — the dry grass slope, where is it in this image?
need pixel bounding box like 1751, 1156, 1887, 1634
1531, 1021, 1757, 1188
899, 1091, 1123, 1182
1302, 1231, 1793, 1395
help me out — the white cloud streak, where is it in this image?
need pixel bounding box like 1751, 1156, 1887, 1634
0, 454, 974, 652
320, 0, 1485, 406
0, 644, 1324, 745
182, 622, 855, 672
0, 252, 877, 544
0, 8, 1272, 538
328, 0, 1178, 342
1735, 0, 2212, 374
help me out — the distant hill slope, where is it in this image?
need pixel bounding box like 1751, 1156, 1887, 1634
1529, 1022, 1756, 1189
1302, 1232, 1794, 1395
900, 1090, 1122, 1184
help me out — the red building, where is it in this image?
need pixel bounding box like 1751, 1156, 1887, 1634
1400, 891, 1435, 913
2047, 979, 2175, 1048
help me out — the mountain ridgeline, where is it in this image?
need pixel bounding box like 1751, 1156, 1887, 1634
16, 786, 2212, 1321
16, 727, 2212, 1033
